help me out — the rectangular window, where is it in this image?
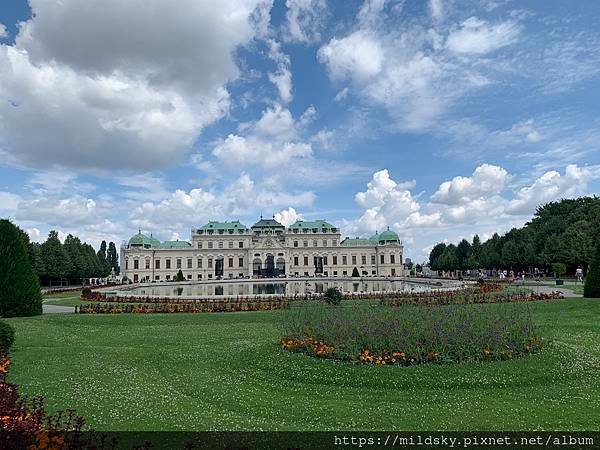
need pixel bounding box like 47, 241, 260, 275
208, 258, 213, 268
293, 241, 298, 247
208, 241, 213, 249
343, 270, 347, 276
155, 259, 160, 269
313, 240, 318, 247
390, 254, 395, 264
218, 241, 223, 249
166, 275, 170, 280
166, 259, 171, 269
176, 259, 182, 269
352, 255, 357, 265
380, 254, 385, 264
294, 256, 299, 265
333, 271, 337, 276
303, 241, 308, 247
333, 256, 337, 265
197, 258, 202, 268
362, 255, 366, 265
134, 260, 139, 269
342, 255, 347, 265
228, 241, 233, 249
332, 240, 337, 246
187, 274, 192, 280
145, 260, 150, 269
187, 258, 192, 269
239, 257, 244, 267
239, 241, 244, 248
228, 258, 234, 268
155, 275, 160, 281
323, 239, 328, 247
197, 274, 202, 280
198, 242, 202, 249
371, 255, 376, 265
125, 260, 128, 270
391, 268, 396, 276
323, 256, 328, 265
304, 256, 309, 266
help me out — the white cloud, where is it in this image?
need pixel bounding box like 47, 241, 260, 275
507, 164, 594, 215
0, 24, 8, 39
267, 40, 293, 103
430, 164, 509, 205
318, 30, 384, 82
274, 207, 303, 226
317, 6, 519, 131
128, 174, 315, 233
428, 0, 444, 22
0, 191, 21, 216
284, 0, 327, 43
446, 17, 520, 54
0, 0, 272, 171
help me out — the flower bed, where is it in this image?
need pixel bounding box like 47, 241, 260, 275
280, 302, 543, 366
384, 289, 563, 307
77, 298, 287, 314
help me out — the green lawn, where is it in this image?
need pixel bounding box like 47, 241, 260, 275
6, 298, 600, 431
43, 292, 84, 307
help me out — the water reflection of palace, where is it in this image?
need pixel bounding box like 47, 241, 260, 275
122, 216, 404, 283
131, 279, 427, 299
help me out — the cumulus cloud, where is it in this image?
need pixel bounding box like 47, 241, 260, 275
128, 174, 315, 232
284, 0, 327, 43
274, 207, 303, 226
212, 103, 314, 169
0, 0, 272, 171
430, 164, 509, 205
0, 24, 8, 38
507, 164, 593, 215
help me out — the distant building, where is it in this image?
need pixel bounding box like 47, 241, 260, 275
121, 217, 404, 283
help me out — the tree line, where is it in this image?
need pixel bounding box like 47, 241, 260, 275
429, 197, 600, 275
16, 227, 120, 286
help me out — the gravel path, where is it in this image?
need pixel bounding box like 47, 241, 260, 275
42, 304, 75, 314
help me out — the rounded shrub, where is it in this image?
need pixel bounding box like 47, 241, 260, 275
323, 287, 343, 306
0, 220, 43, 317
584, 243, 600, 298
81, 287, 92, 298
0, 321, 15, 353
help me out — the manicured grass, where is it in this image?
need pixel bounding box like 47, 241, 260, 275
6, 298, 600, 431
43, 292, 85, 307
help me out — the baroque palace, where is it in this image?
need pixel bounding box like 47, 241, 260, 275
121, 217, 404, 283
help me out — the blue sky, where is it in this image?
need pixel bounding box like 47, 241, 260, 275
1, 0, 599, 262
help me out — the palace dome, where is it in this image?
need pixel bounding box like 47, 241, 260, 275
128, 231, 160, 247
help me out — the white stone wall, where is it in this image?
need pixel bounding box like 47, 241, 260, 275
123, 229, 403, 282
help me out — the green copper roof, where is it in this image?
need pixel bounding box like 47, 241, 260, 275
198, 220, 247, 231
128, 231, 161, 247
157, 240, 191, 249
251, 217, 284, 229
288, 220, 335, 231
378, 229, 399, 241
369, 233, 380, 243
341, 237, 373, 247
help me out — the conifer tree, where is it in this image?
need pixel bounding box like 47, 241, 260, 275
0, 219, 43, 317
584, 243, 600, 298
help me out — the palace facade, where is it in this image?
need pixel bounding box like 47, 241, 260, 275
121, 217, 404, 283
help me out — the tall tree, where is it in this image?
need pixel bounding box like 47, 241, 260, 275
584, 243, 600, 298
97, 240, 111, 277
429, 243, 447, 271
456, 239, 472, 270
107, 242, 120, 274
0, 220, 42, 317
40, 231, 72, 285
470, 235, 482, 269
